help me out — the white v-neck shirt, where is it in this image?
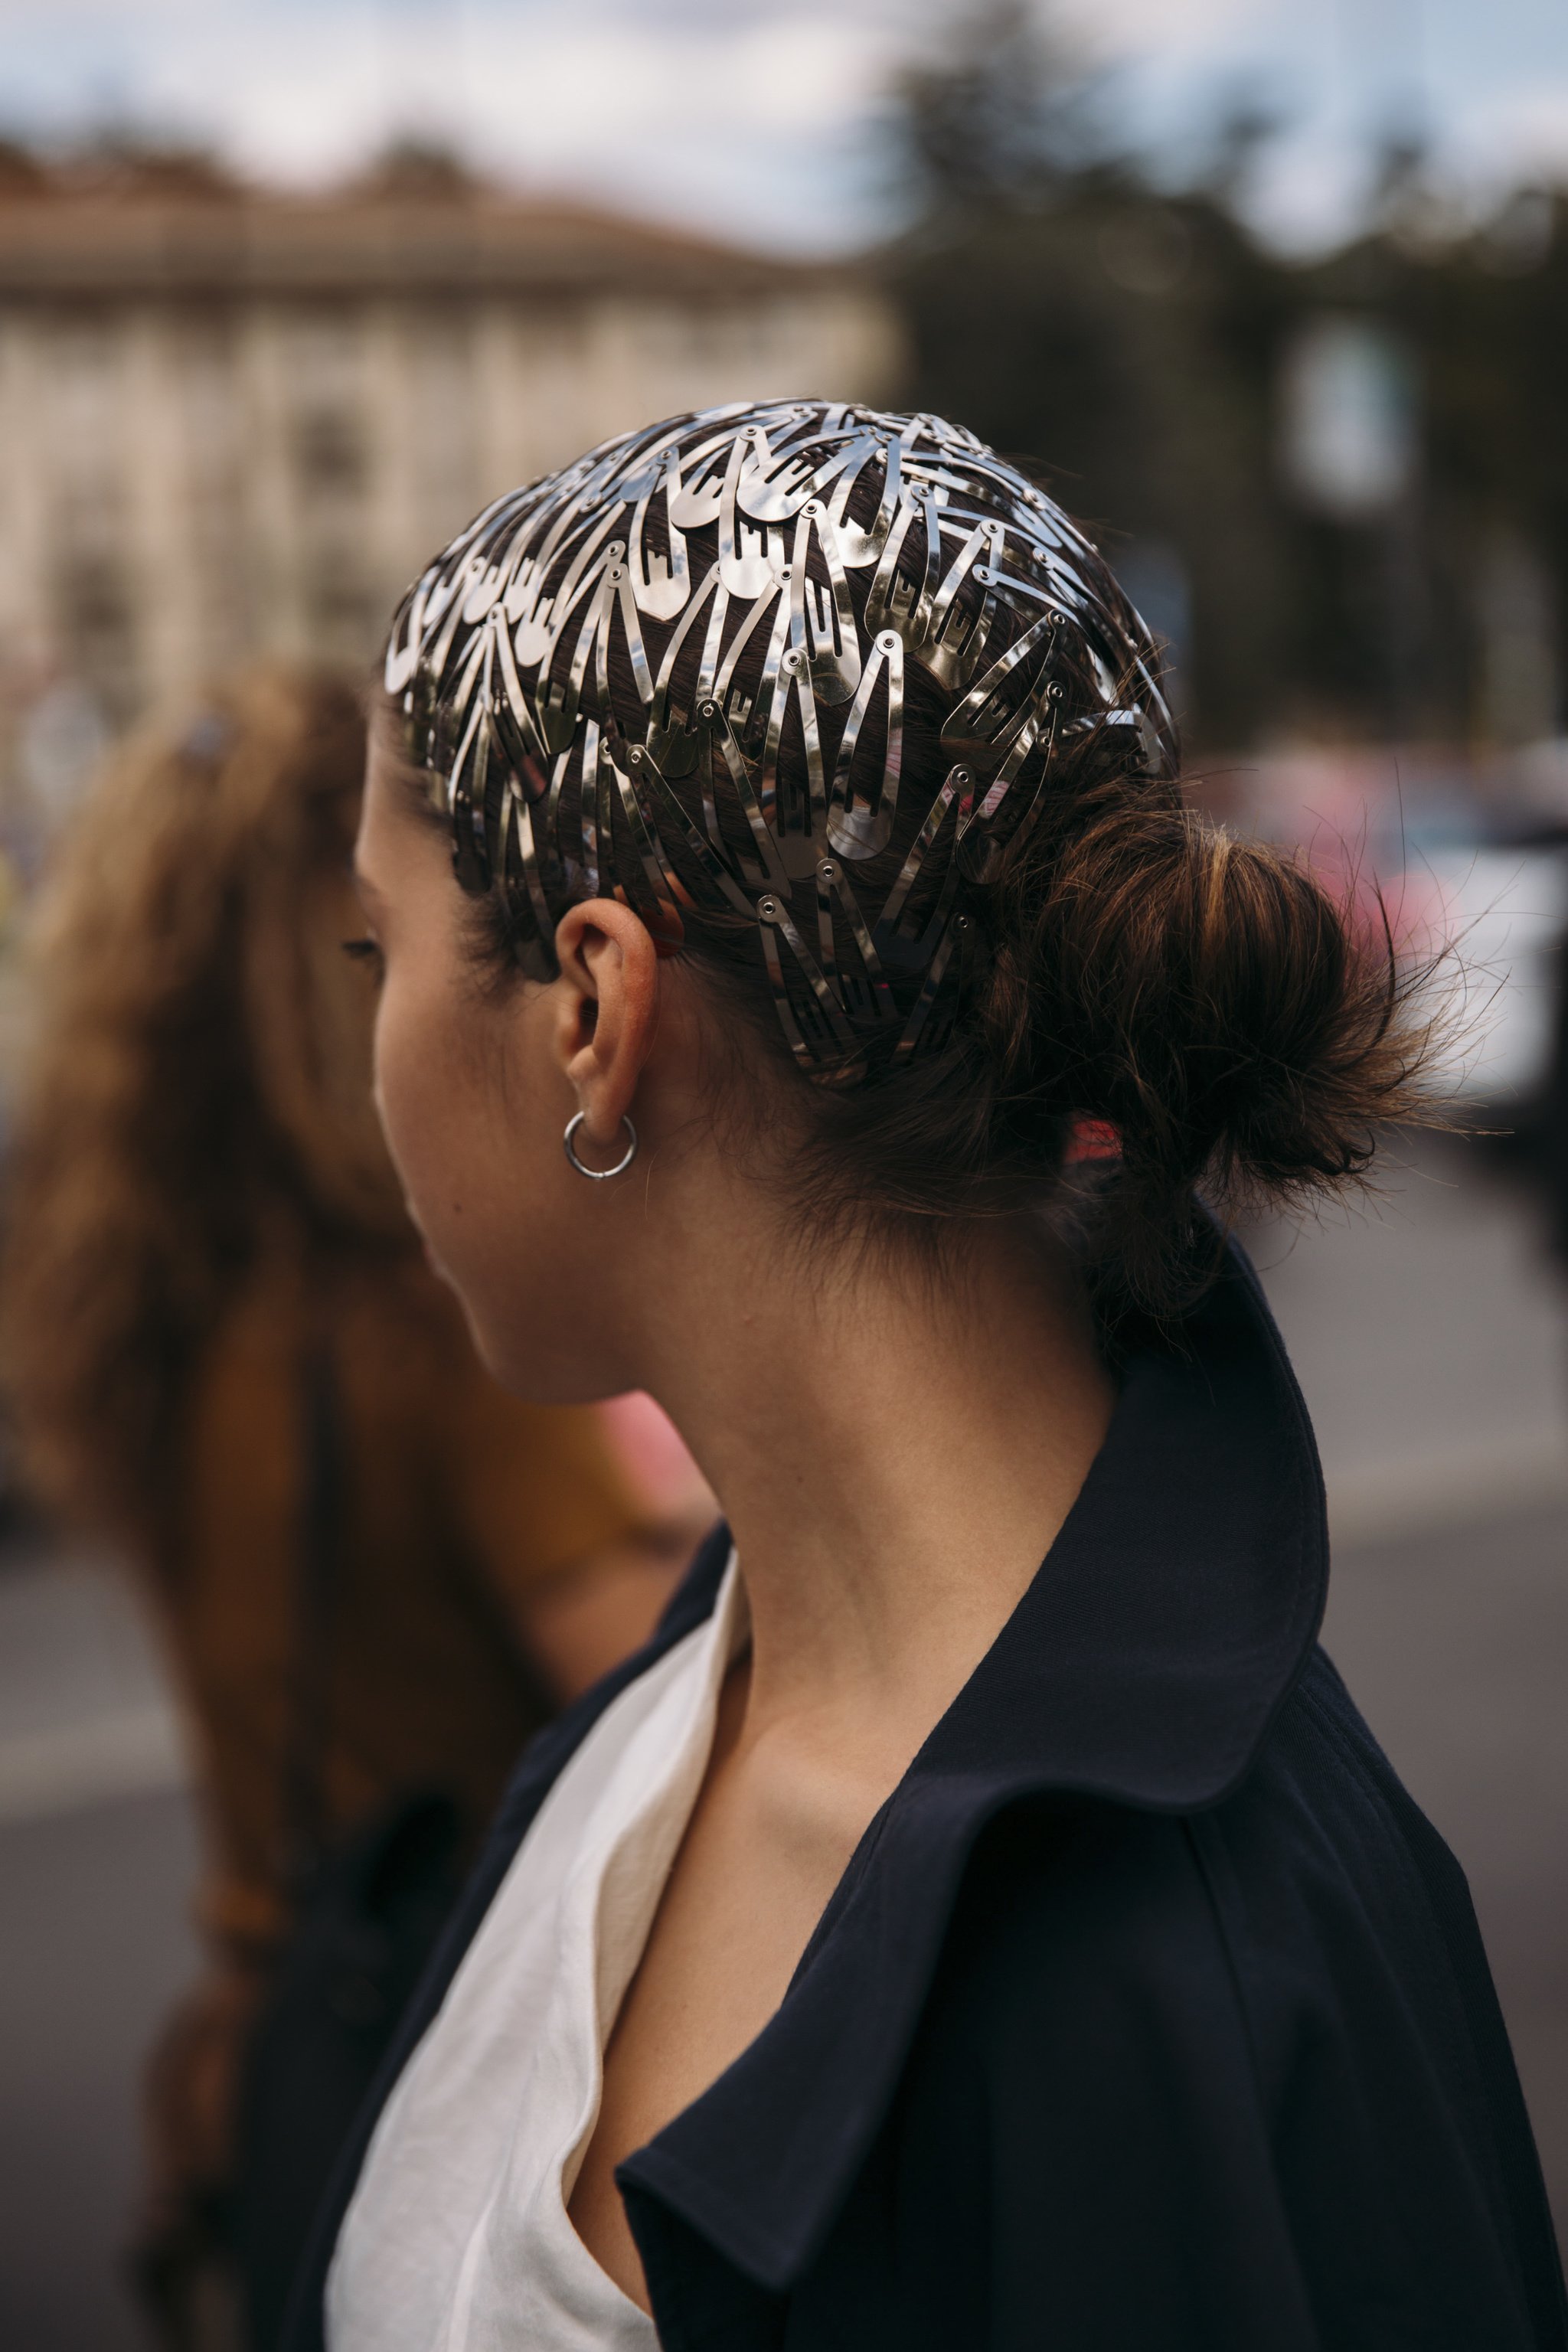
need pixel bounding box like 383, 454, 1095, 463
326, 1553, 746, 2352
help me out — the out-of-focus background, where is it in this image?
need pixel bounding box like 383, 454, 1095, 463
2, 1, 1568, 2343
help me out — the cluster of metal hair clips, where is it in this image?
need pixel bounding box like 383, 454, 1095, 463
385, 400, 1176, 1076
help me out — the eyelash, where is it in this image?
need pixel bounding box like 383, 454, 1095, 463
341, 936, 384, 969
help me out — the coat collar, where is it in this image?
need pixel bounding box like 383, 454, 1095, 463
618, 1236, 1329, 2296
287, 1235, 1327, 2345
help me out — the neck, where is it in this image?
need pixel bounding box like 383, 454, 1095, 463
630, 1188, 1116, 1743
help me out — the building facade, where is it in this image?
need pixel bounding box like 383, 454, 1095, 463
0, 174, 902, 818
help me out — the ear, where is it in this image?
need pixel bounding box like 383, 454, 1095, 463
553, 899, 661, 1155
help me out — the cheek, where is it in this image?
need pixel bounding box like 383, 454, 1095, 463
371, 958, 483, 1256
368, 954, 574, 1379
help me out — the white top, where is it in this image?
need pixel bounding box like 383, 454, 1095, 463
327, 1553, 747, 2352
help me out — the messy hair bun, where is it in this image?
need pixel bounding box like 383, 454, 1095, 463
981, 760, 1431, 1303
773, 715, 1432, 1308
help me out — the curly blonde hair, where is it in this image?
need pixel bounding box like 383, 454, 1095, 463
1, 667, 410, 1548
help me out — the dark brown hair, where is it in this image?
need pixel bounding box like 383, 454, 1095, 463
2, 667, 408, 1544
396, 465, 1438, 1312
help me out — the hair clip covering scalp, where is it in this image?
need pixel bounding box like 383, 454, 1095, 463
385, 401, 1176, 1078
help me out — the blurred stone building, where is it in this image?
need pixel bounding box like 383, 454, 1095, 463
0, 162, 901, 828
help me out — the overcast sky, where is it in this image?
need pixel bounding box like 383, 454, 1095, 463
2, 0, 1567, 253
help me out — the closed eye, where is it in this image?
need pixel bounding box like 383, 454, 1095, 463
341, 936, 384, 969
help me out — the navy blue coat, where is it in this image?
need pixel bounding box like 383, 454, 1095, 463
286, 1246, 1566, 2349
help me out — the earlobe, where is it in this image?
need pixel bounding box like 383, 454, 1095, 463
564, 1109, 639, 1181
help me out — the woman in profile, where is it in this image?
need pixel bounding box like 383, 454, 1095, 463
1, 670, 694, 2350
304, 406, 1553, 2348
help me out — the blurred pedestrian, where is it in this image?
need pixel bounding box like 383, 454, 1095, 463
0, 668, 697, 2350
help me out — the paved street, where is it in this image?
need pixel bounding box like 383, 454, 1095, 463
0, 1135, 1565, 2344
0, 1545, 196, 2350
1254, 1137, 1568, 2243
1250, 1135, 1568, 1544
1323, 1498, 1568, 2232
0, 1789, 198, 2352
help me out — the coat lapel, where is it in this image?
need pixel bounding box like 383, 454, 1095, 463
288, 1240, 1328, 2341
619, 1242, 1328, 2293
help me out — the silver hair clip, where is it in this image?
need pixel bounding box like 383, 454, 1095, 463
386, 402, 1175, 1073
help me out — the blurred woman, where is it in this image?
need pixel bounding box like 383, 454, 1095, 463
0, 668, 696, 2349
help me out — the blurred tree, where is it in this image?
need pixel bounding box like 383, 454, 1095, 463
886, 3, 1296, 749
893, 0, 1099, 218
1286, 172, 1568, 748
65, 134, 243, 199
354, 137, 484, 200
884, 3, 1568, 757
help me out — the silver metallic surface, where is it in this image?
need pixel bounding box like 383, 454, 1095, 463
563, 1111, 639, 1181
387, 402, 1174, 1076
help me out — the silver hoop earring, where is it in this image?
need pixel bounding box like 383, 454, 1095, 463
563, 1111, 638, 1181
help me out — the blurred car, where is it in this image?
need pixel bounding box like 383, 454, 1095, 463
1235, 744, 1568, 1132
1403, 842, 1568, 1116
